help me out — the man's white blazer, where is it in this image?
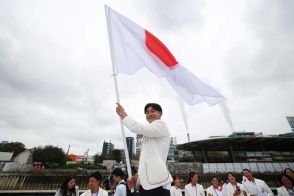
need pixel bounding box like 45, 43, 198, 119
80, 188, 108, 196
242, 178, 273, 196
122, 116, 173, 190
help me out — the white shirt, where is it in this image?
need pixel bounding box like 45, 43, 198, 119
224, 183, 246, 196
122, 117, 173, 190
170, 185, 183, 196
242, 178, 273, 196
207, 185, 224, 196
115, 180, 126, 196
185, 183, 205, 196
80, 188, 108, 196
54, 186, 79, 196
277, 186, 294, 196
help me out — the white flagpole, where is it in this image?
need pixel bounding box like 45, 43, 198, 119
105, 5, 132, 179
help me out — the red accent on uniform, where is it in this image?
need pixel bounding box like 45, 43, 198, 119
145, 30, 178, 68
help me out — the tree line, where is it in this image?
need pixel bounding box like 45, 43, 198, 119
0, 142, 126, 168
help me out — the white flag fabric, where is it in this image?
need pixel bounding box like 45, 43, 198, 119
106, 6, 225, 106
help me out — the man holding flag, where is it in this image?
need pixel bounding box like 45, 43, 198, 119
105, 5, 225, 196
116, 102, 172, 196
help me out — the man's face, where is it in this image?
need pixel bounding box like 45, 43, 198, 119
243, 171, 252, 179
145, 106, 162, 123
89, 177, 99, 191
112, 175, 120, 184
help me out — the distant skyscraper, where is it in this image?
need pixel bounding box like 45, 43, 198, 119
136, 134, 143, 156
126, 137, 134, 159
102, 140, 114, 156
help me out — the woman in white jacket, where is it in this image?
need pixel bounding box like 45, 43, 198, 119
170, 175, 183, 196
224, 172, 247, 196
207, 176, 225, 196
55, 176, 79, 196
184, 172, 205, 196
277, 175, 294, 196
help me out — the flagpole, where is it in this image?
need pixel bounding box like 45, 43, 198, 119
105, 5, 132, 180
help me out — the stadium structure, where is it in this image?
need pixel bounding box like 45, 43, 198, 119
169, 131, 294, 189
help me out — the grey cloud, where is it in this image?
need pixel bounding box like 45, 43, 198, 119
0, 1, 117, 154
224, 0, 294, 96
134, 0, 204, 31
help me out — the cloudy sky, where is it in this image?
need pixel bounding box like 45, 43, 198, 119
1, 0, 293, 155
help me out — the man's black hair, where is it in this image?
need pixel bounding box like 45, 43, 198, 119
144, 103, 162, 114
90, 171, 102, 183
243, 168, 251, 173
112, 168, 124, 178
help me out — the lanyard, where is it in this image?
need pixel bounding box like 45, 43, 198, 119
192, 185, 197, 196
213, 188, 219, 196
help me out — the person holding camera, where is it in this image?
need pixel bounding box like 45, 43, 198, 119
224, 172, 247, 196
207, 176, 225, 196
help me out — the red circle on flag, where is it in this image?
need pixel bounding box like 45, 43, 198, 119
145, 30, 178, 68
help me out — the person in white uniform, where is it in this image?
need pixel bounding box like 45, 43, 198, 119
284, 168, 294, 182
184, 172, 205, 196
170, 175, 182, 196
277, 175, 294, 196
116, 103, 173, 196
80, 171, 108, 196
207, 176, 225, 196
242, 169, 273, 196
55, 176, 79, 196
224, 172, 247, 196
112, 168, 127, 196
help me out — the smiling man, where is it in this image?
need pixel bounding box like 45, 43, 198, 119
80, 171, 108, 196
116, 103, 173, 196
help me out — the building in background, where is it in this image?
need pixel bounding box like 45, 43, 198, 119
126, 137, 134, 160
13, 149, 32, 164
102, 140, 114, 156
168, 131, 294, 189
287, 116, 294, 133
135, 134, 143, 156
168, 137, 177, 161
0, 152, 13, 162
66, 154, 94, 163
176, 131, 294, 170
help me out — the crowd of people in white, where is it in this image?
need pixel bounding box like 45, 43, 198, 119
170, 168, 294, 196
55, 167, 294, 196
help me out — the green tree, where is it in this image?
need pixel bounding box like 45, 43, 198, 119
32, 145, 66, 167
111, 149, 122, 162
0, 142, 26, 157
93, 154, 105, 164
